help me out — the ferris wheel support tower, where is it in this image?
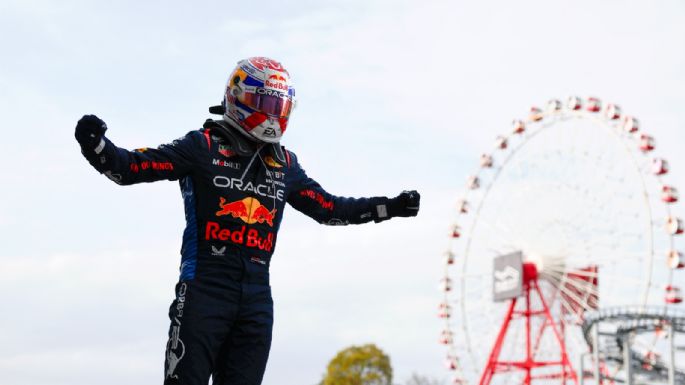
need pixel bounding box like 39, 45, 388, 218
480, 262, 579, 385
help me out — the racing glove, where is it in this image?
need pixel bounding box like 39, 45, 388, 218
75, 114, 108, 150
387, 190, 420, 218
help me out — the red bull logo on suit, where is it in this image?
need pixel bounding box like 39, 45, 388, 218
205, 221, 274, 252
216, 197, 277, 227
211, 197, 277, 252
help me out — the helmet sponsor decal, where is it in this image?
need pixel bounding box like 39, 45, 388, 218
256, 87, 291, 100
262, 127, 277, 138
265, 74, 288, 92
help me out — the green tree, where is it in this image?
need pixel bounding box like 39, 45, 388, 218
321, 344, 393, 385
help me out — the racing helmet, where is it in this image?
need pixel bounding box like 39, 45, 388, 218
222, 57, 296, 143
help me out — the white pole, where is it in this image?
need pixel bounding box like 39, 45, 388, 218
669, 322, 675, 385
593, 324, 601, 385
623, 334, 633, 385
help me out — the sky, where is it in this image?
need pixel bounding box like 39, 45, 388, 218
0, 1, 684, 385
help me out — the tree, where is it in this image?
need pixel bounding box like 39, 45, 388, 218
321, 344, 393, 385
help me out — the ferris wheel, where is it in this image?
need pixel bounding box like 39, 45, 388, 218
438, 97, 684, 385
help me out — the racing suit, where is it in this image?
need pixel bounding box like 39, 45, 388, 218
76, 117, 416, 385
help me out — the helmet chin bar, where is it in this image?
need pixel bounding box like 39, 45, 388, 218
208, 104, 262, 143
205, 102, 287, 163
222, 114, 262, 143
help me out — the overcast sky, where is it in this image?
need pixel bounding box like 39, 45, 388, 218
1, 1, 684, 385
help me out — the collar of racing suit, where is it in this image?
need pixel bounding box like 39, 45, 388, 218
202, 119, 287, 165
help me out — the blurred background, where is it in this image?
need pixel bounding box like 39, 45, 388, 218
0, 1, 683, 384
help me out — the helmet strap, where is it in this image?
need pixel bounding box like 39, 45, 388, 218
269, 142, 286, 165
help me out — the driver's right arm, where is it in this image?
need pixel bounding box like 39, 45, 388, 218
75, 114, 201, 185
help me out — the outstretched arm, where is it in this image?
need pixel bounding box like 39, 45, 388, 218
286, 151, 419, 225
75, 115, 200, 185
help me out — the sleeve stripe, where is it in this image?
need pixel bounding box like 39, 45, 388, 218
94, 138, 106, 154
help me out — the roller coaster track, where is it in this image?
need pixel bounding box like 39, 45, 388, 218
582, 306, 685, 384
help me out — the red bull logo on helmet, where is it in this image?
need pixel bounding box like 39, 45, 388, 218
264, 73, 289, 92
268, 74, 287, 82
216, 197, 277, 227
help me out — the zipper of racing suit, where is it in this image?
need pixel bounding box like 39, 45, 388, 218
235, 145, 278, 282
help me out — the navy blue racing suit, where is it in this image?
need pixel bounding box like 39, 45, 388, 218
77, 123, 398, 385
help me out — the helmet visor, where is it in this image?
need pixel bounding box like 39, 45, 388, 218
241, 89, 293, 118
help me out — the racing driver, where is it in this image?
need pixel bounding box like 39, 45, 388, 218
74, 56, 420, 385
